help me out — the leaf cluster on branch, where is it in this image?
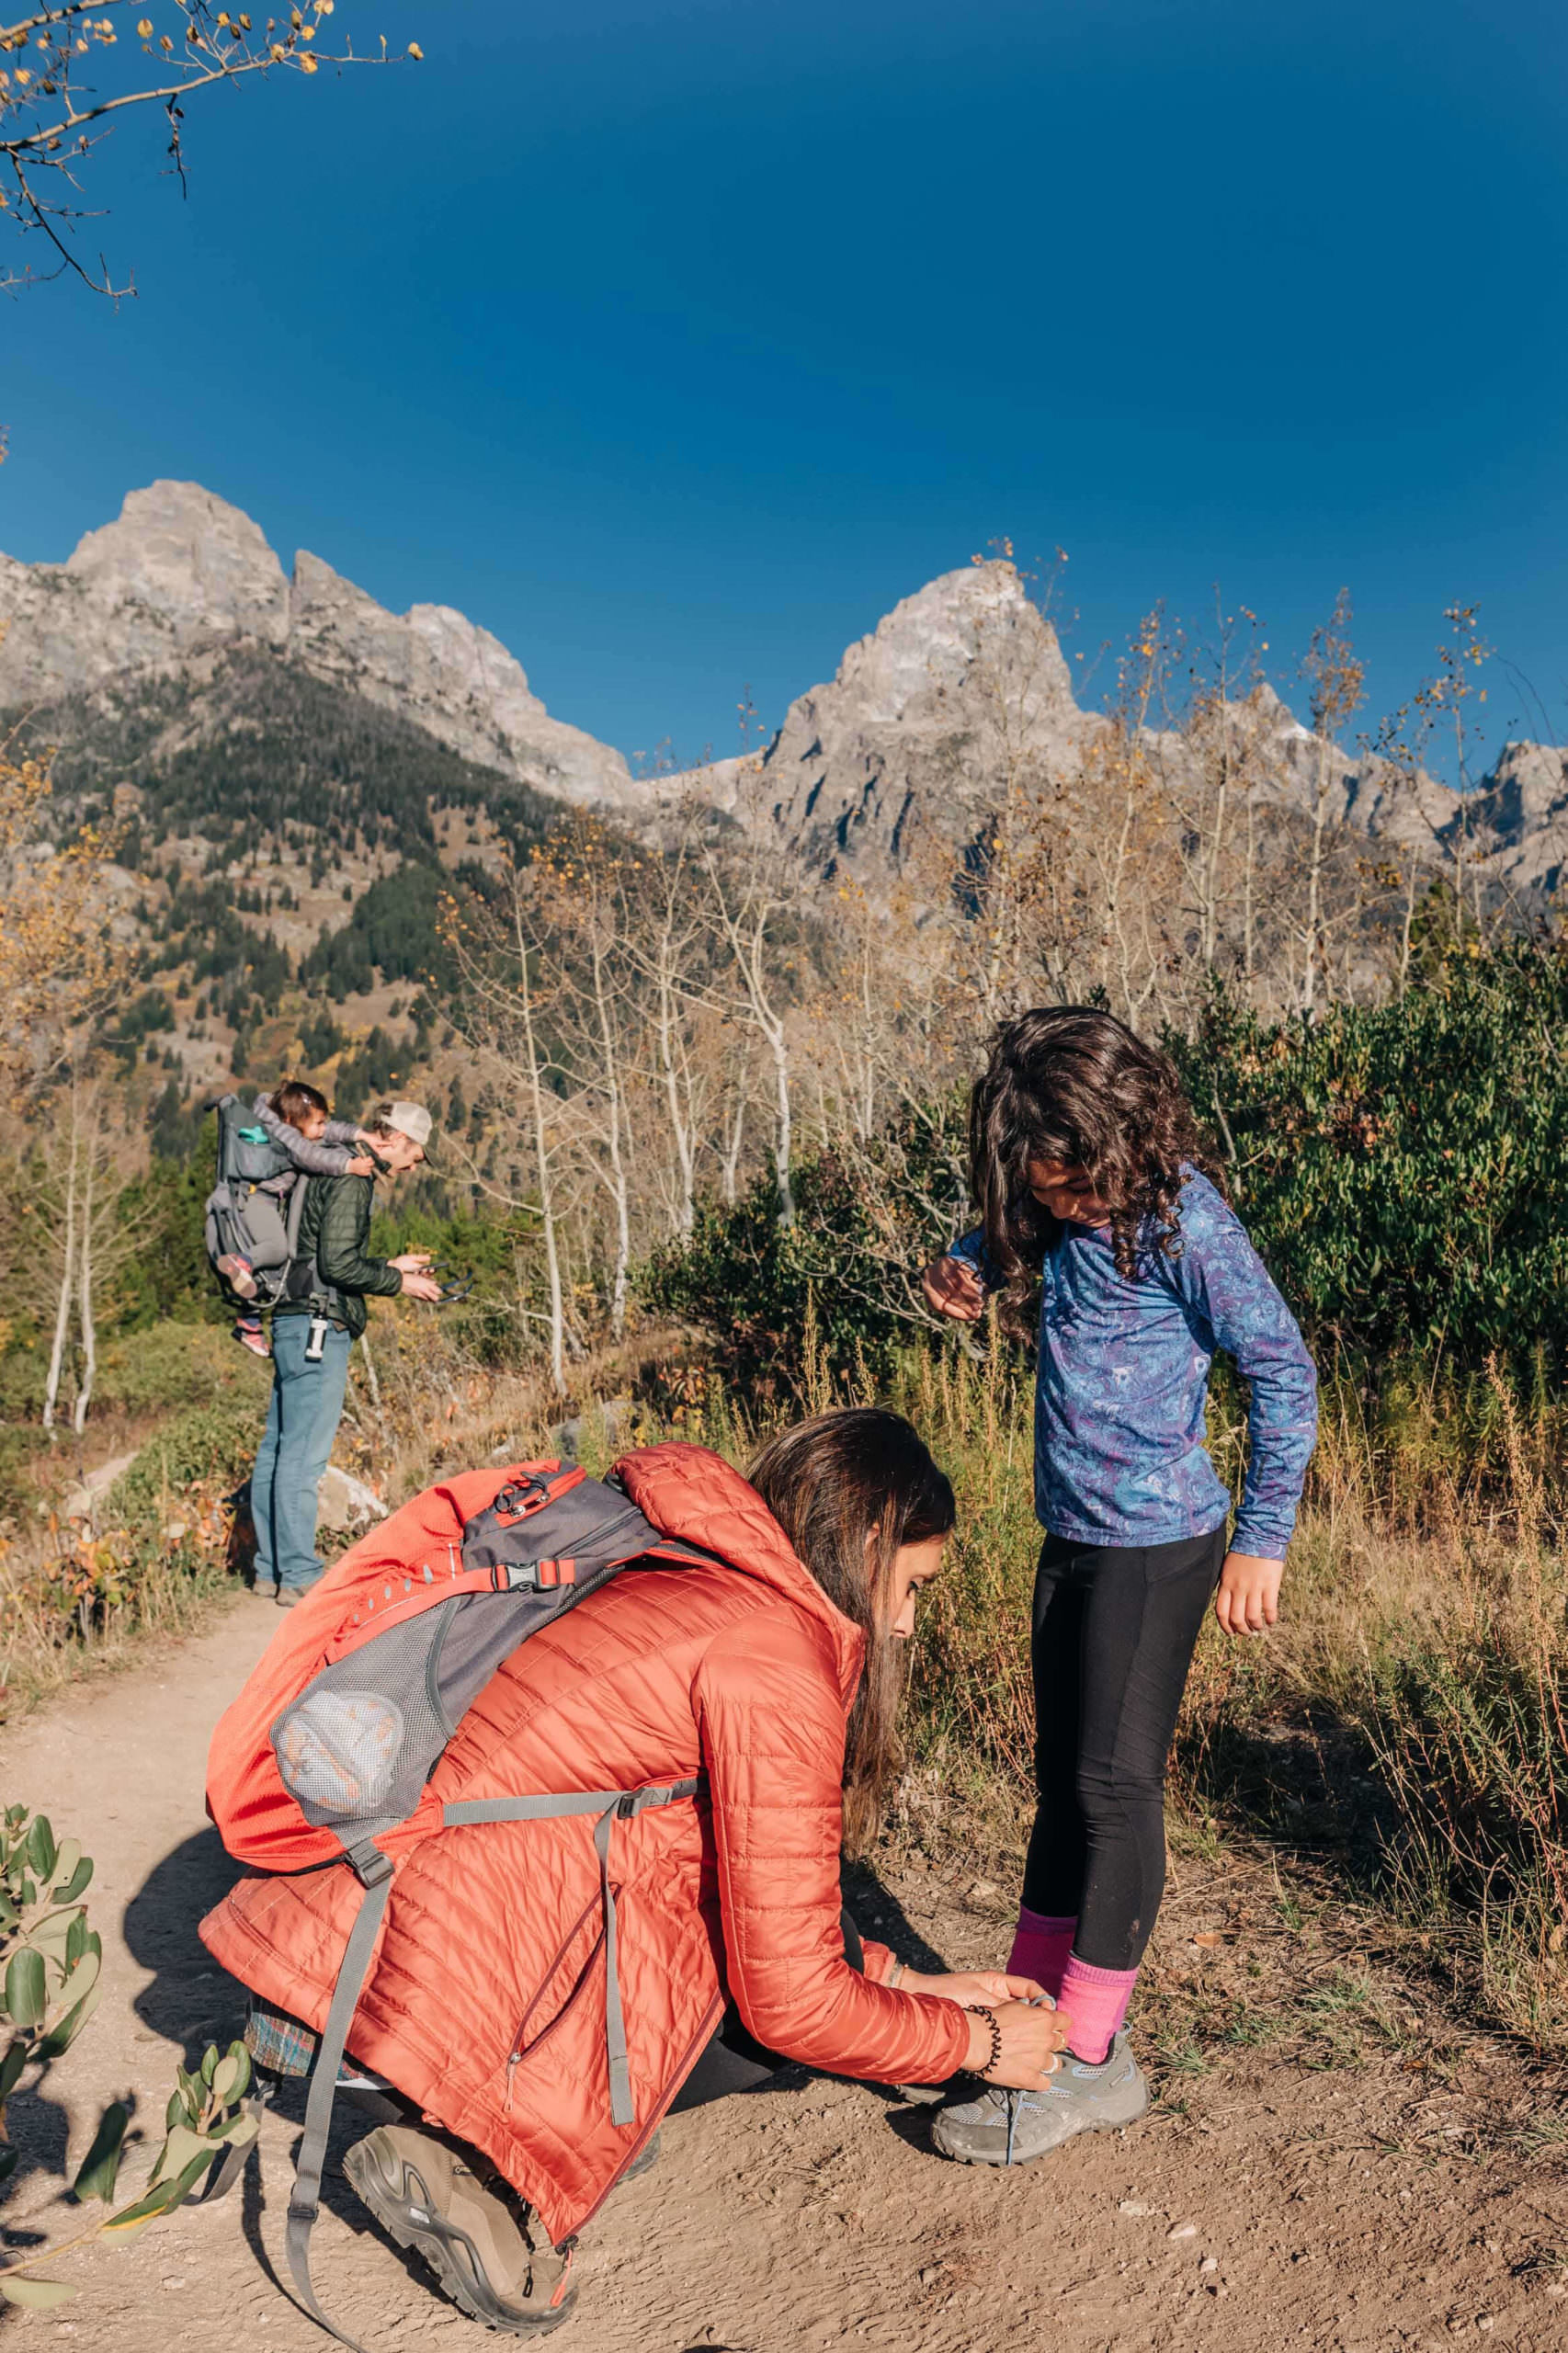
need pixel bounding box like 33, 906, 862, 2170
0, 0, 420, 293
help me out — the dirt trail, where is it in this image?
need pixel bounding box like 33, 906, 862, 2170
3, 1597, 1568, 2353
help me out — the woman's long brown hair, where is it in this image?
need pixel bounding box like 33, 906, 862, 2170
746, 1408, 954, 1855
968, 1006, 1218, 1339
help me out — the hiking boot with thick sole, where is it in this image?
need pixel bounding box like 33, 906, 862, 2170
931, 2033, 1149, 2166
344, 2126, 575, 2335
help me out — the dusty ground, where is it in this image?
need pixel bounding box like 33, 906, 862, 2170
3, 1598, 1568, 2353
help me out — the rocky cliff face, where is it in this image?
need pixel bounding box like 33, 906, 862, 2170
0, 482, 635, 813
662, 561, 1559, 905
1460, 741, 1568, 899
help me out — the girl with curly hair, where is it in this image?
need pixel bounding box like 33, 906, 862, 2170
920, 1006, 1317, 2167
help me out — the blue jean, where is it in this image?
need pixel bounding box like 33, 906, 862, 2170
251, 1316, 351, 1593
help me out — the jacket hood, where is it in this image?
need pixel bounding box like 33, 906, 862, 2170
614, 1440, 867, 1701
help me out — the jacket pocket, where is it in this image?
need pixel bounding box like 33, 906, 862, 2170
504, 1889, 608, 2108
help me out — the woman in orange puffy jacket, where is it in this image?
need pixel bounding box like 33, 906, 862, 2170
201, 1410, 1066, 2336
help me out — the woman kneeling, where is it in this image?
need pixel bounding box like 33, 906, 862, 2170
201, 1410, 1064, 2335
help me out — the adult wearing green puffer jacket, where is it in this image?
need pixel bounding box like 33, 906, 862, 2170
257, 1100, 442, 1606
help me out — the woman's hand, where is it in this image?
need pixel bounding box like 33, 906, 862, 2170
1215, 1551, 1283, 1637
902, 1968, 1044, 2008
963, 1998, 1070, 2089
899, 1967, 1067, 2085
920, 1256, 986, 1324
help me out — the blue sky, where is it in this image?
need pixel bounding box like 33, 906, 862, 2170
2, 0, 1563, 778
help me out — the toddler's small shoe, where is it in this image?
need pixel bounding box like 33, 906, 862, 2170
233, 1319, 270, 1359
217, 1253, 258, 1301
932, 2032, 1149, 2165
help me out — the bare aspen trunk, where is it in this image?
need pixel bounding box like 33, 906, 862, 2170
654, 972, 697, 1235
767, 1011, 794, 1227
42, 1113, 80, 1436
512, 891, 566, 1396
590, 938, 631, 1341
72, 1147, 97, 1436
1398, 854, 1419, 995
722, 1086, 746, 1205
1243, 785, 1257, 995
1301, 735, 1333, 1017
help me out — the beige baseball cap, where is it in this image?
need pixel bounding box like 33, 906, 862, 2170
384, 1100, 434, 1150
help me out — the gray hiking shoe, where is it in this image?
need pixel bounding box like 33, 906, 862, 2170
931, 2033, 1149, 2166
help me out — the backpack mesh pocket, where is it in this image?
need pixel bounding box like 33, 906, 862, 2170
272, 1612, 454, 1835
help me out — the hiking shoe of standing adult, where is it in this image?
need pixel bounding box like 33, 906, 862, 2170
218, 1253, 258, 1301
345, 2126, 576, 2335
931, 2033, 1149, 2165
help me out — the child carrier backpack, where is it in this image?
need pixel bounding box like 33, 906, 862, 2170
202, 1094, 310, 1308
205, 1458, 720, 2352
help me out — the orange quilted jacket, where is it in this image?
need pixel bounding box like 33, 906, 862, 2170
199, 1442, 970, 2245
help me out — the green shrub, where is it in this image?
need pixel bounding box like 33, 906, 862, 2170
645, 943, 1568, 1391
642, 1094, 969, 1388
1170, 940, 1568, 1360
108, 1399, 267, 1529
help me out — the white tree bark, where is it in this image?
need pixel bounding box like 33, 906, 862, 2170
42, 1105, 80, 1435
72, 1142, 97, 1436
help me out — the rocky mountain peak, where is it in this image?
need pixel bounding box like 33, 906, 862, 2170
62, 480, 289, 642
0, 483, 634, 812
832, 560, 1075, 723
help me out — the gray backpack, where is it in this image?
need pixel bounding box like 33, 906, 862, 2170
202, 1094, 310, 1306
208, 1461, 720, 2351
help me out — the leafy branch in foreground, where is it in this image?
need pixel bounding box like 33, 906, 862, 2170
0, 0, 422, 295
0, 1802, 257, 2308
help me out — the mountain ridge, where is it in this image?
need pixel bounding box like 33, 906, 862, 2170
0, 481, 636, 814
3, 481, 1563, 904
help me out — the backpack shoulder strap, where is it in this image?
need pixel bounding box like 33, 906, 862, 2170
284, 1849, 392, 2353
283, 1170, 312, 1260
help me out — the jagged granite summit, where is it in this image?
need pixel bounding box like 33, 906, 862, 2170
0, 482, 635, 812
662, 561, 1563, 903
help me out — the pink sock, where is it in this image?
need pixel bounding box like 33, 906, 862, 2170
1007, 1908, 1077, 2000
1055, 1951, 1139, 2063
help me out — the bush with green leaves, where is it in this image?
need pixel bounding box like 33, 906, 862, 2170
1168, 939, 1568, 1360
0, 1805, 256, 2310
643, 941, 1568, 1391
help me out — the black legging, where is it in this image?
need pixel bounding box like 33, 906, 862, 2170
672, 1911, 866, 2111
1021, 1527, 1225, 1972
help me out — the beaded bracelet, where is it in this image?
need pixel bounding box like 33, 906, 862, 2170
971, 2003, 1003, 2080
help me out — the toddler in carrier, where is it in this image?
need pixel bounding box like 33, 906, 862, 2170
210, 1080, 377, 1357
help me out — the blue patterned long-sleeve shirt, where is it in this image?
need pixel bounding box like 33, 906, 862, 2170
950, 1170, 1317, 1558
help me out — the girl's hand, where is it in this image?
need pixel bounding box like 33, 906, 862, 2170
1215, 1552, 1283, 1637
960, 1997, 1070, 2088
903, 1968, 1047, 2008
921, 1256, 986, 1324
